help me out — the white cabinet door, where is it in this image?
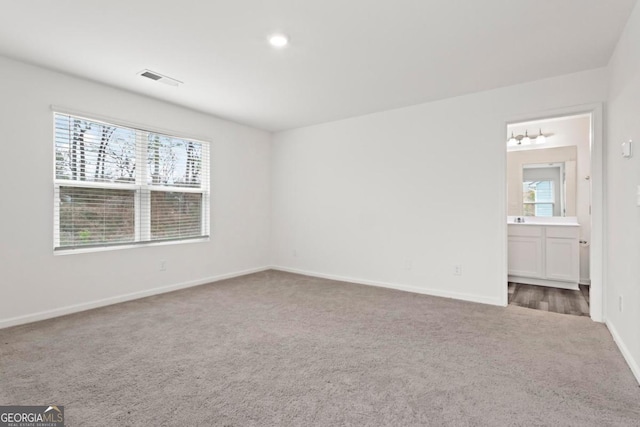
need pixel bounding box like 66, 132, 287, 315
545, 237, 579, 282
508, 236, 543, 278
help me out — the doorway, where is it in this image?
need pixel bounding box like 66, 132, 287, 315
503, 104, 603, 321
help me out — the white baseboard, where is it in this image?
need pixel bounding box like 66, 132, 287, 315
606, 319, 640, 386
271, 265, 503, 306
0, 266, 271, 330
508, 275, 579, 290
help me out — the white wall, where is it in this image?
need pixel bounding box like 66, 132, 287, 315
605, 2, 640, 383
0, 56, 272, 327
271, 68, 607, 306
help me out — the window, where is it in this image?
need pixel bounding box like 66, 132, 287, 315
54, 112, 209, 251
523, 180, 554, 217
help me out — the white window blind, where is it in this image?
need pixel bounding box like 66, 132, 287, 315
54, 112, 210, 251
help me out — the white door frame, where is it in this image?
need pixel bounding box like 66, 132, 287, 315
502, 103, 604, 322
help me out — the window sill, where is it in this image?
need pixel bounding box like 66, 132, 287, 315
53, 237, 210, 256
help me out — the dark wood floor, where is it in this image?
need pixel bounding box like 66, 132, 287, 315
508, 283, 590, 317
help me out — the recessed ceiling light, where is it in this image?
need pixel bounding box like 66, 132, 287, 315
269, 34, 289, 48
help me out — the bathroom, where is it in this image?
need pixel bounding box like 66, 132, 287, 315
506, 113, 592, 315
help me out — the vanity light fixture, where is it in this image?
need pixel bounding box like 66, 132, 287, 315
507, 129, 550, 147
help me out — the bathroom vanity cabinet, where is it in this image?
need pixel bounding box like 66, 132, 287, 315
508, 223, 580, 290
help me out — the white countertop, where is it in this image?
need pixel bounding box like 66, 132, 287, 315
507, 216, 580, 227
508, 222, 580, 227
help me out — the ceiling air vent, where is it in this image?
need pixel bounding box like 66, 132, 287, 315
138, 69, 182, 87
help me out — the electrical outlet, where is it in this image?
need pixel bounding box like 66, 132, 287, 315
619, 295, 623, 312
160, 260, 167, 271
292, 249, 298, 258
453, 265, 463, 276
404, 259, 413, 271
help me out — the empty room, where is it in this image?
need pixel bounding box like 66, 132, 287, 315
1, 1, 640, 425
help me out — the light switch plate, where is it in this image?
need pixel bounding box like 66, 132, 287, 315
622, 140, 632, 158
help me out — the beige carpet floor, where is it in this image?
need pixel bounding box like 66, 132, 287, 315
1, 270, 639, 426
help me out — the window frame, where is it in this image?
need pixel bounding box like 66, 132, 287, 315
52, 107, 211, 254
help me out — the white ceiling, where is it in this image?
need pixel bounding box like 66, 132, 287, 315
0, 1, 636, 131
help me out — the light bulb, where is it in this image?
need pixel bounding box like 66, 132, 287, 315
522, 130, 531, 145
536, 129, 546, 144
269, 34, 289, 48
507, 132, 517, 146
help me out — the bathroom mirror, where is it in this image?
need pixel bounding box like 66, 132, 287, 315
507, 146, 577, 217
522, 162, 565, 216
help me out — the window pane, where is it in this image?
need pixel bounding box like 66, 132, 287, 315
523, 204, 536, 216
534, 181, 553, 202
150, 192, 202, 240
523, 180, 554, 203
147, 134, 202, 188
58, 187, 135, 247
55, 114, 137, 183
535, 203, 554, 217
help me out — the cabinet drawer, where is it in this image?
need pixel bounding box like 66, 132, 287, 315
508, 225, 543, 237
546, 226, 580, 239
